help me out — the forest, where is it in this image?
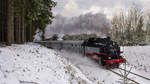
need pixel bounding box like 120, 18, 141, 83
0, 0, 56, 45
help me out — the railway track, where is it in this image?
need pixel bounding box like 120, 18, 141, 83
110, 67, 150, 84
118, 68, 150, 81
109, 69, 140, 84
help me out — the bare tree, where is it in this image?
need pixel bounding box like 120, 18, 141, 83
146, 14, 150, 43
111, 6, 145, 46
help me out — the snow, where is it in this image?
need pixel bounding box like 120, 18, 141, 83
58, 46, 150, 84
34, 29, 43, 41
0, 43, 92, 84
59, 51, 120, 84
1, 43, 150, 84
122, 46, 150, 83
122, 46, 150, 74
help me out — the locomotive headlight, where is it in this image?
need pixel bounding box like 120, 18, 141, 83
108, 57, 111, 59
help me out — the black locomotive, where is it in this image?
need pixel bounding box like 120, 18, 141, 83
81, 37, 125, 68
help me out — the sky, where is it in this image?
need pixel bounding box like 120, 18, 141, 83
52, 0, 150, 19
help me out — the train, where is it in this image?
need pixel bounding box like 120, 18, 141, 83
36, 37, 126, 69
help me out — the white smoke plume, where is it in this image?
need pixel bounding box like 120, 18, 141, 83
45, 13, 112, 39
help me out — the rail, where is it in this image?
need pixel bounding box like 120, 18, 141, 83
119, 68, 150, 81
109, 69, 140, 84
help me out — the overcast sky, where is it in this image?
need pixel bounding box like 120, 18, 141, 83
52, 0, 150, 19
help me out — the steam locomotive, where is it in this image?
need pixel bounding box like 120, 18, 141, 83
36, 37, 125, 69
81, 37, 125, 69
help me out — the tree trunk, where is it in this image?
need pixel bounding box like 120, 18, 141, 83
21, 15, 24, 43
14, 16, 19, 43
30, 23, 33, 41
24, 24, 26, 42
18, 16, 21, 43
7, 0, 14, 45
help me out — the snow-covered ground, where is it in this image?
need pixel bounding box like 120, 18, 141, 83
0, 43, 150, 84
59, 46, 150, 84
122, 46, 150, 74
122, 46, 150, 83
59, 51, 121, 84
0, 43, 92, 84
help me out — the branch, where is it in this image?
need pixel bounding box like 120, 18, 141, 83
19, 80, 38, 84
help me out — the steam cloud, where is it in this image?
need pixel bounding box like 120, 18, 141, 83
45, 13, 112, 38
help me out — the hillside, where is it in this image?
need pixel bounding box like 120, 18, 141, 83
0, 43, 92, 84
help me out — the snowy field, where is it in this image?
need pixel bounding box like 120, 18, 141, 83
0, 43, 150, 84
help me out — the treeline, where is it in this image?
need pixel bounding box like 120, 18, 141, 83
0, 0, 56, 45
111, 7, 150, 46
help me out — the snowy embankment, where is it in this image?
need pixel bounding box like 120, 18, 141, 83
0, 43, 92, 84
